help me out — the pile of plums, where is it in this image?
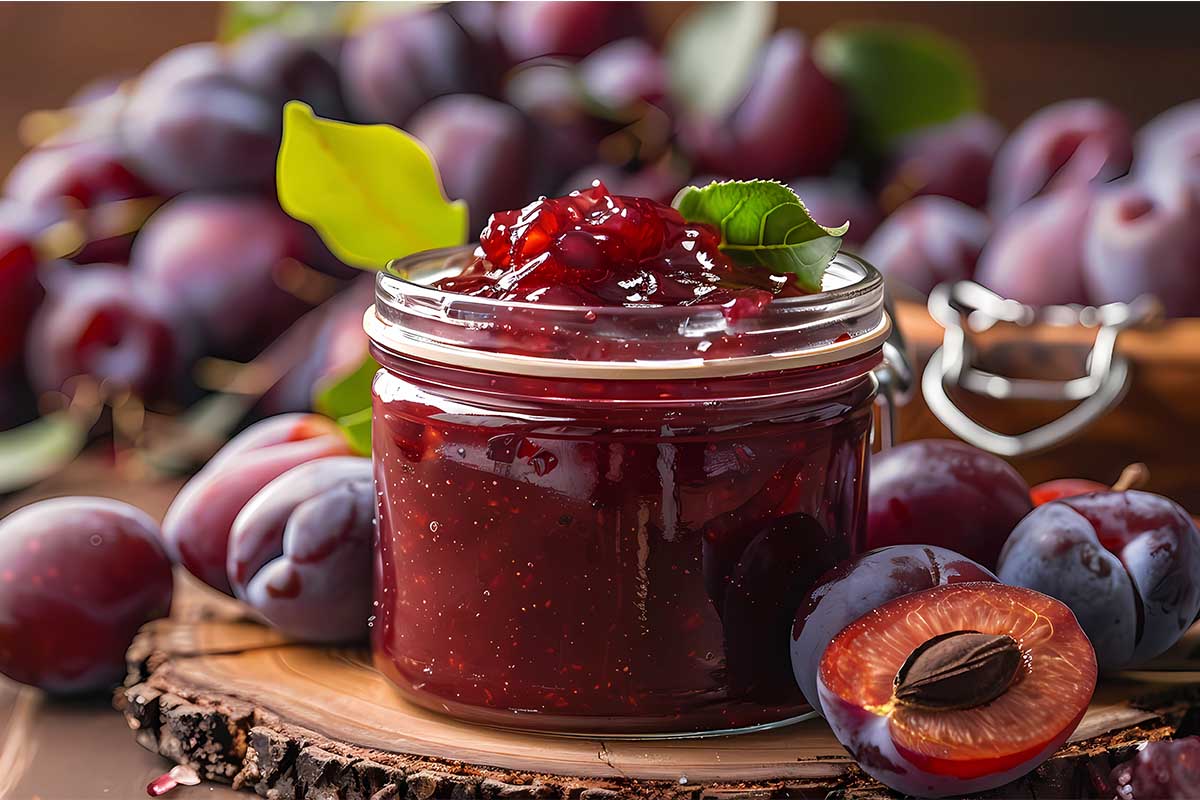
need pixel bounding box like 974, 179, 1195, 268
791, 438, 1200, 796
2, 0, 855, 433
864, 98, 1200, 318
0, 413, 373, 693
9, 2, 1199, 439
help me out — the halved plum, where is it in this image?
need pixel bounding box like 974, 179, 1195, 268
791, 545, 997, 716
818, 582, 1096, 797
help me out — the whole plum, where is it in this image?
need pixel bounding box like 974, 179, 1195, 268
975, 186, 1094, 307
228, 457, 374, 642
880, 113, 1004, 211
997, 490, 1200, 669
161, 413, 353, 594
1082, 179, 1200, 317
866, 439, 1032, 570
0, 497, 173, 693
862, 195, 990, 295
990, 98, 1132, 217
681, 30, 847, 181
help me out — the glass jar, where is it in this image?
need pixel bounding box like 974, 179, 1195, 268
366, 246, 894, 737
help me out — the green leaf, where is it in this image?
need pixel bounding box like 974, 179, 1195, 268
334, 407, 373, 457
0, 412, 90, 494
314, 353, 378, 456
219, 2, 351, 43
674, 180, 846, 292
815, 23, 981, 153
315, 353, 378, 420
277, 101, 469, 270
665, 1, 775, 119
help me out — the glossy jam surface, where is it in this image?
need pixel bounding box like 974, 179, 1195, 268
371, 358, 875, 734
433, 182, 808, 312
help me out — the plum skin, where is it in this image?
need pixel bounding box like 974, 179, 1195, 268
862, 195, 990, 296
974, 186, 1095, 307
791, 545, 997, 715
0, 497, 173, 693
866, 440, 1032, 570
816, 582, 1096, 798
227, 456, 375, 643
161, 413, 353, 595
997, 490, 1200, 669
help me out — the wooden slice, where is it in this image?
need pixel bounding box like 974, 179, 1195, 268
119, 578, 1200, 800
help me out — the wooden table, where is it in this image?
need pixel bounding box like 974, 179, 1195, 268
0, 678, 240, 800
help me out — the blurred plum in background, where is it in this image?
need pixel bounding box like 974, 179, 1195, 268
1136, 99, 1200, 204
681, 30, 847, 180
130, 195, 334, 361
989, 99, 1132, 217
975, 187, 1095, 307
879, 113, 1003, 211
496, 1, 644, 62
120, 43, 282, 193
863, 196, 989, 295
408, 94, 534, 235
231, 30, 348, 121
1084, 180, 1200, 317
341, 9, 486, 129
26, 264, 185, 401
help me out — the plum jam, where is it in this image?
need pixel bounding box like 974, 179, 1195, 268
366, 191, 893, 736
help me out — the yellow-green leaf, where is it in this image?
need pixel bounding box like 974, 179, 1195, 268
276, 101, 469, 270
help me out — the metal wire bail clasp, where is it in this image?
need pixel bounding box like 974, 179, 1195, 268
921, 281, 1162, 458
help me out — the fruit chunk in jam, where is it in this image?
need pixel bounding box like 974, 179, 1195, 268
434, 182, 809, 310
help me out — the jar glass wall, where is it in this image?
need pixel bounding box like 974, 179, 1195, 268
367, 248, 889, 736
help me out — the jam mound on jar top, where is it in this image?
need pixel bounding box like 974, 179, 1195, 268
433, 182, 810, 311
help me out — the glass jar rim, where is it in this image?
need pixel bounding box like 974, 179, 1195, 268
366, 245, 889, 380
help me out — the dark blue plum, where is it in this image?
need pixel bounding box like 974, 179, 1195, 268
790, 545, 996, 715
227, 456, 375, 643
997, 490, 1200, 670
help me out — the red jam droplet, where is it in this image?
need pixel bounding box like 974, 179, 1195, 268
434, 182, 809, 309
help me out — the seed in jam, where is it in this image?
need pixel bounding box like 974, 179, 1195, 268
433, 182, 810, 308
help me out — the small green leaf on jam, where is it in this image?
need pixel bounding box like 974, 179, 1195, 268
276, 101, 469, 270
314, 353, 378, 457
673, 179, 847, 292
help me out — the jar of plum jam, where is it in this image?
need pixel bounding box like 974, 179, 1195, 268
366, 188, 897, 736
